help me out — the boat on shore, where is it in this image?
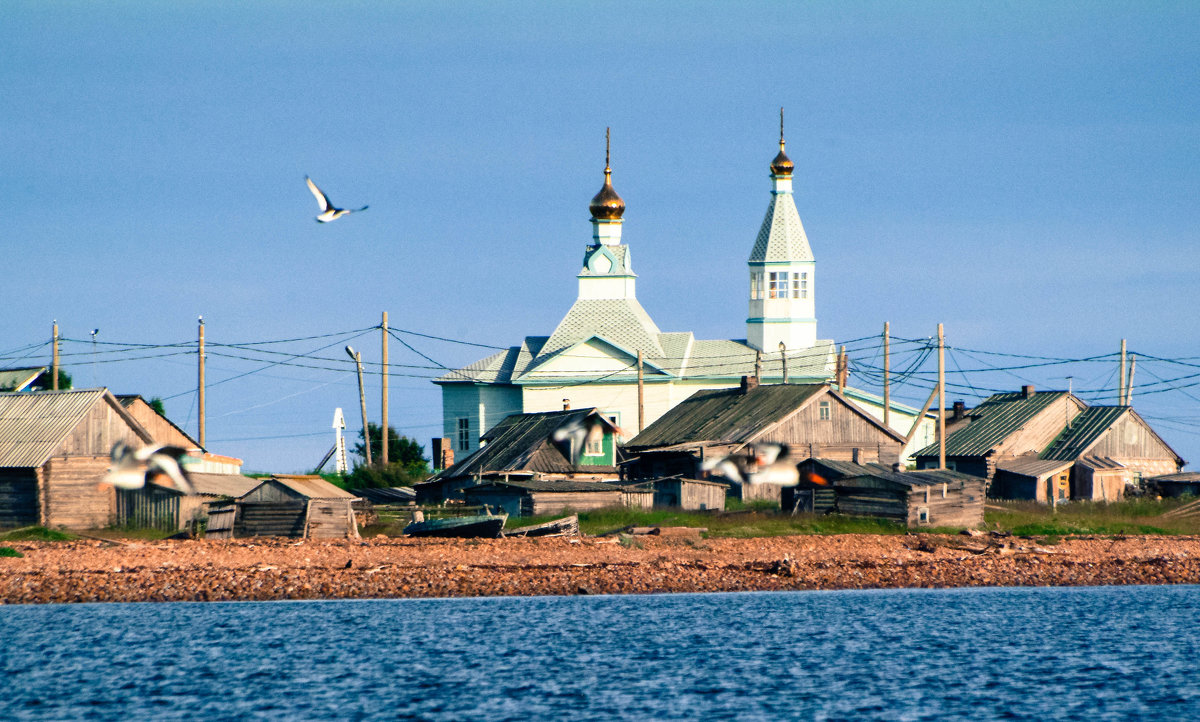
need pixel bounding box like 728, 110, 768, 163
403, 513, 507, 538
503, 514, 579, 538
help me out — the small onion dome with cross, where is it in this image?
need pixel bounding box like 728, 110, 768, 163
589, 128, 625, 221
770, 108, 794, 177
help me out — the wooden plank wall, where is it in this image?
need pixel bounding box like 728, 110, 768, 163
760, 396, 902, 462
240, 481, 303, 504
43, 456, 115, 529
121, 399, 196, 448
529, 491, 623, 516
0, 469, 39, 528
53, 400, 146, 458
116, 487, 179, 531
235, 503, 306, 537
905, 479, 985, 528
306, 499, 357, 539
681, 481, 725, 511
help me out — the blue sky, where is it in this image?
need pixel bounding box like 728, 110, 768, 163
4, 2, 1199, 471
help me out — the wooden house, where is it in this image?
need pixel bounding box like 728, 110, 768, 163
914, 386, 1087, 479
1073, 456, 1131, 501
1040, 406, 1183, 483
117, 395, 244, 475
463, 479, 653, 518
233, 475, 359, 539
622, 380, 906, 489
116, 472, 259, 532
416, 407, 621, 504
0, 389, 154, 529
792, 458, 984, 528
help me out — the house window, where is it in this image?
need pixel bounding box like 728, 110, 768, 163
819, 401, 831, 420
918, 507, 930, 524
585, 435, 604, 456
456, 418, 470, 451
768, 271, 789, 299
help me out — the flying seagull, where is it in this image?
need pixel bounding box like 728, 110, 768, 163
305, 175, 368, 223
702, 442, 802, 486
102, 441, 195, 494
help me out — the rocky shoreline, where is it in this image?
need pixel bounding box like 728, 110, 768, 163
1, 533, 1198, 605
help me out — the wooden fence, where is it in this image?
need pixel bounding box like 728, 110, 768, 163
116, 487, 179, 531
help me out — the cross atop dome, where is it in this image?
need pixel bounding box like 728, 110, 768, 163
589, 127, 625, 222
770, 107, 794, 178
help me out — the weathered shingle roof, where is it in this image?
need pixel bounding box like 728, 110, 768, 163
627, 384, 826, 449
915, 391, 1077, 458
803, 458, 894, 481
469, 479, 633, 493
252, 475, 356, 500
854, 468, 981, 488
1040, 407, 1130, 461
0, 389, 149, 468
178, 473, 259, 498
434, 408, 618, 480
748, 191, 813, 263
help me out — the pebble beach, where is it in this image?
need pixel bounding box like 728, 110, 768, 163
2, 533, 1199, 604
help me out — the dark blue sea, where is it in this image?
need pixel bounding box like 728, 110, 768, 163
2, 586, 1199, 720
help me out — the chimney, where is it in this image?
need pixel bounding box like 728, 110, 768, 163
562, 398, 571, 410
892, 463, 903, 473
740, 375, 759, 394
953, 401, 965, 420
1022, 385, 1035, 398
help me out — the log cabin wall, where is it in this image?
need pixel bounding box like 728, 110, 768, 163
43, 456, 115, 529
681, 481, 726, 511
905, 479, 985, 528
529, 490, 624, 516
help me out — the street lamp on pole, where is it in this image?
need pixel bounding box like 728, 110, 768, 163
346, 345, 372, 466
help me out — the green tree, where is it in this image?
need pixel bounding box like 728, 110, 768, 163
149, 397, 166, 415
30, 369, 72, 391
344, 423, 430, 488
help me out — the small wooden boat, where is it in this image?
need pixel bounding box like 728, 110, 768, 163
403, 513, 507, 539
503, 514, 579, 538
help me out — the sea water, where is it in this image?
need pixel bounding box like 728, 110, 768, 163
2, 586, 1199, 720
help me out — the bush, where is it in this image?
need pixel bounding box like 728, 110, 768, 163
343, 462, 429, 489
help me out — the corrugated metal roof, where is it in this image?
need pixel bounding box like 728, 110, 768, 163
1152, 472, 1200, 483
435, 408, 618, 480
627, 384, 826, 449
0, 389, 109, 467
914, 391, 1076, 458
848, 468, 981, 488
995, 457, 1074, 479
804, 458, 894, 480
0, 367, 47, 392
258, 475, 357, 499
1077, 455, 1125, 470
1040, 407, 1129, 461
184, 473, 260, 498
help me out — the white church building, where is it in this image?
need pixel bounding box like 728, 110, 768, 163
434, 127, 856, 456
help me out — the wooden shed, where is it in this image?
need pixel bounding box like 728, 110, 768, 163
629, 476, 727, 511
1150, 472, 1200, 498
0, 389, 154, 529
116, 472, 259, 532
990, 458, 1074, 503
791, 459, 984, 528
623, 381, 906, 484
464, 480, 652, 518
1072, 456, 1131, 501
235, 475, 359, 538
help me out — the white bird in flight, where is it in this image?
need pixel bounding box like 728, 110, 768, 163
102, 441, 195, 494
306, 176, 368, 223
702, 442, 801, 486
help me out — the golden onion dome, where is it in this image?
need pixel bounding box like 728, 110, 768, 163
589, 127, 625, 220
771, 140, 794, 177
589, 167, 625, 220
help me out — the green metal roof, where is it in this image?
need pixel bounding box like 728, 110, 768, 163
914, 391, 1075, 458
1040, 406, 1129, 461
626, 383, 826, 449
0, 367, 47, 392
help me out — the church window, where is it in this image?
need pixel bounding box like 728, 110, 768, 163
768, 271, 790, 299
750, 273, 760, 300
793, 272, 808, 299
457, 418, 470, 451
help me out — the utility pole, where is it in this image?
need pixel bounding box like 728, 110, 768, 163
883, 322, 890, 428
1119, 338, 1127, 406
198, 316, 206, 448
938, 324, 946, 470
381, 311, 389, 466
346, 346, 371, 466
51, 321, 59, 391
779, 341, 788, 384
1127, 355, 1136, 406
754, 349, 762, 380
637, 349, 644, 434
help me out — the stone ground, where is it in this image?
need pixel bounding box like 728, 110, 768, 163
1, 533, 1198, 604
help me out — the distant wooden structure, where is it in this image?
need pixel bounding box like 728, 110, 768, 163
627, 476, 727, 511
464, 480, 652, 518
234, 475, 359, 538
417, 408, 621, 504
792, 458, 984, 528
1150, 472, 1200, 498
117, 472, 259, 532
623, 381, 905, 506
990, 458, 1074, 504
0, 389, 153, 529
